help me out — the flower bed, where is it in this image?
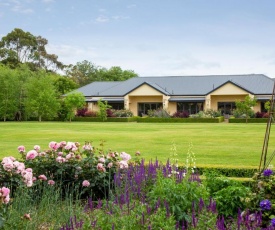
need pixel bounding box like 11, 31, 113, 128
0, 142, 275, 229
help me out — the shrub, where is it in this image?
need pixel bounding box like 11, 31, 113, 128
76, 107, 88, 117
172, 111, 189, 118
148, 109, 170, 118
204, 109, 222, 118
0, 142, 132, 200
147, 172, 209, 222
111, 109, 133, 117
203, 171, 251, 218
84, 110, 97, 117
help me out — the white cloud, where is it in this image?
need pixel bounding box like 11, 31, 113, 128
95, 15, 109, 23
10, 0, 33, 14
112, 15, 129, 20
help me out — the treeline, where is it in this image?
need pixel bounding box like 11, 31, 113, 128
0, 64, 77, 121
0, 28, 138, 121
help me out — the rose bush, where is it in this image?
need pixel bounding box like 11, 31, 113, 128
0, 141, 132, 200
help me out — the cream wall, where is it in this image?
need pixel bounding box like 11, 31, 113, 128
210, 82, 249, 95
208, 82, 253, 111
167, 102, 177, 115
127, 84, 165, 116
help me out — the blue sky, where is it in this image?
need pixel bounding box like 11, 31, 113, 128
1, 0, 275, 78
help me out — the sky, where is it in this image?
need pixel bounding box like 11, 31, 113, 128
1, 0, 275, 78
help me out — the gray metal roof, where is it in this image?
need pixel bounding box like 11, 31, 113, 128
75, 74, 274, 97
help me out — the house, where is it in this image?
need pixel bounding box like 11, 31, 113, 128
75, 74, 274, 116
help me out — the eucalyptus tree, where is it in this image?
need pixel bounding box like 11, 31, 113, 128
0, 28, 64, 72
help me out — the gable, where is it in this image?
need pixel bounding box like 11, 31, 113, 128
127, 84, 164, 96
209, 82, 251, 96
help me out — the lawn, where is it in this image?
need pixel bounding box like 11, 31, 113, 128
0, 122, 274, 168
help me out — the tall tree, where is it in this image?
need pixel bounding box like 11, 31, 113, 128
0, 65, 21, 121
0, 28, 64, 71
25, 71, 60, 121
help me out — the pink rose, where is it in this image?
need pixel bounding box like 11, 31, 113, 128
107, 152, 116, 158
98, 157, 105, 163
82, 180, 90, 187
59, 141, 67, 147
120, 152, 131, 161
83, 143, 93, 151
17, 145, 25, 152
16, 162, 25, 174
48, 180, 55, 186
22, 171, 33, 187
3, 163, 14, 171
119, 160, 129, 169
38, 175, 47, 181
65, 142, 77, 151
26, 150, 38, 160
2, 157, 13, 165
56, 156, 66, 163
97, 163, 106, 172
1, 187, 10, 197
33, 145, 40, 151
49, 141, 60, 150
66, 153, 74, 160
3, 195, 10, 204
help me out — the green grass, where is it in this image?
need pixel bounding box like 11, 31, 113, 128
0, 122, 274, 168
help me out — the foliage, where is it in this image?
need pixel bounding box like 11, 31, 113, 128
235, 96, 257, 123
97, 99, 111, 121
204, 109, 222, 118
24, 71, 60, 121
172, 111, 190, 118
147, 172, 209, 222
0, 28, 64, 71
148, 108, 171, 118
0, 141, 133, 201
0, 65, 21, 121
203, 171, 251, 218
256, 111, 269, 118
71, 199, 176, 229
65, 60, 138, 87
111, 109, 133, 117
64, 92, 86, 122
4, 183, 84, 230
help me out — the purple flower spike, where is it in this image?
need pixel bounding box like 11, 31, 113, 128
260, 199, 272, 211
263, 169, 273, 177
271, 218, 275, 227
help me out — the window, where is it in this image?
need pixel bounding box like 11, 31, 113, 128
108, 103, 124, 110
177, 102, 203, 114
138, 103, 162, 116
217, 102, 236, 115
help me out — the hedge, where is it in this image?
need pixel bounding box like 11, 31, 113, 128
229, 118, 268, 123
136, 116, 224, 123
73, 116, 225, 123
73, 117, 137, 122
